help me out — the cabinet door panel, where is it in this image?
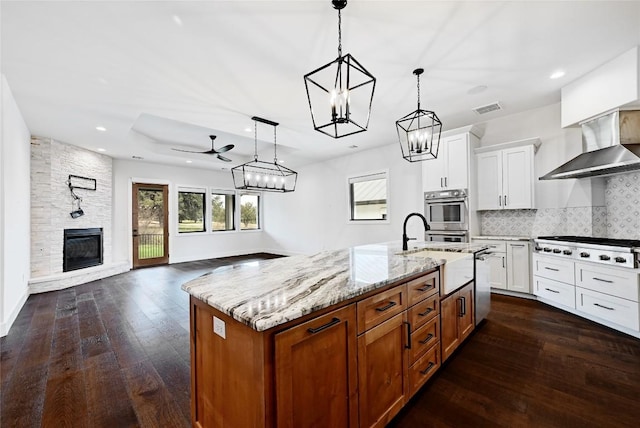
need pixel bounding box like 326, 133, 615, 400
440, 293, 460, 361
476, 151, 502, 210
408, 295, 438, 331
408, 344, 441, 397
358, 312, 408, 428
408, 315, 439, 364
357, 285, 407, 334
507, 242, 531, 293
445, 135, 469, 189
458, 283, 475, 341
502, 146, 534, 209
488, 252, 507, 289
407, 270, 439, 306
275, 305, 358, 428
422, 150, 447, 192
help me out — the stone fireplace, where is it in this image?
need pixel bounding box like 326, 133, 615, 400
63, 228, 103, 272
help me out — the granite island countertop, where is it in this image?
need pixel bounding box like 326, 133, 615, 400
181, 241, 487, 332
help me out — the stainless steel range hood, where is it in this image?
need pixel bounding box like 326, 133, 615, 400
540, 110, 640, 180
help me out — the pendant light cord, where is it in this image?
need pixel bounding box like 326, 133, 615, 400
273, 125, 278, 163
416, 72, 421, 110
253, 119, 258, 161
337, 9, 342, 57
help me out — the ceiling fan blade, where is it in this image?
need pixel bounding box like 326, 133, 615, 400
172, 148, 205, 154
217, 154, 232, 162
216, 144, 235, 154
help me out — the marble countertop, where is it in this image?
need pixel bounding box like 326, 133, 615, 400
181, 241, 487, 332
472, 235, 532, 241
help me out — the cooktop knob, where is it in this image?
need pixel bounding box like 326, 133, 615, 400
534, 246, 542, 251
614, 257, 626, 263
599, 255, 611, 261
563, 250, 573, 255
552, 248, 561, 254
543, 247, 552, 252
580, 252, 590, 258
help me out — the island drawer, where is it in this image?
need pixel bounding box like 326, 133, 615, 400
408, 316, 438, 364
407, 294, 438, 330
408, 343, 440, 397
407, 269, 439, 306
357, 285, 407, 334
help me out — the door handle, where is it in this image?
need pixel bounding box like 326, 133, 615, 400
504, 195, 507, 206
498, 195, 502, 206
307, 317, 340, 334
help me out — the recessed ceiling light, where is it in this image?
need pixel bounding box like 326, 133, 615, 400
348, 145, 358, 149
96, 126, 107, 132
97, 148, 106, 152
186, 160, 192, 164
278, 159, 285, 164
550, 70, 565, 79
132, 155, 144, 160
244, 127, 252, 133
467, 85, 488, 95
172, 15, 183, 26
98, 77, 108, 85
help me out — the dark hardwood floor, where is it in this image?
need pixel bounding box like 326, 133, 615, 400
2, 258, 639, 427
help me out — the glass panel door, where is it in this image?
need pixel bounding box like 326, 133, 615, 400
132, 183, 169, 268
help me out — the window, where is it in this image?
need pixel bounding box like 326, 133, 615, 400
178, 189, 206, 233
349, 171, 388, 221
240, 193, 260, 230
211, 191, 235, 232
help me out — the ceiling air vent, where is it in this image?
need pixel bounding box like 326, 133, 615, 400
472, 102, 502, 115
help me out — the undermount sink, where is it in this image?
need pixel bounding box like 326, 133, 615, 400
409, 250, 474, 295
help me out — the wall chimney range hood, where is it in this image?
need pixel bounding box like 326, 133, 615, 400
540, 110, 640, 180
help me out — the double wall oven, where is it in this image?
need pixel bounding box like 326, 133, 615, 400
424, 189, 469, 243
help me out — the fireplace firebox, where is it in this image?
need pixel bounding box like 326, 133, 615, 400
63, 228, 103, 272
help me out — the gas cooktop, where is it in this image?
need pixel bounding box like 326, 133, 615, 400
536, 236, 640, 248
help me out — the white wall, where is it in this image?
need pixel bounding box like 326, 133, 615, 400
112, 160, 266, 264
1, 74, 31, 336
262, 143, 424, 255
478, 102, 605, 209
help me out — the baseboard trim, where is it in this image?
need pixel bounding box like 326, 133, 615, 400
490, 288, 537, 300
0, 288, 29, 337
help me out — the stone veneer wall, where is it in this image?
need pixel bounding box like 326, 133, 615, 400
480, 171, 640, 239
30, 137, 113, 277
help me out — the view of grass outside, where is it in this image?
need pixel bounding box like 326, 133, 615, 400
137, 188, 165, 259
240, 193, 260, 230
212, 193, 235, 231
179, 191, 206, 233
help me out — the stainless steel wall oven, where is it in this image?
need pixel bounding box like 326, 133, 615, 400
424, 189, 469, 242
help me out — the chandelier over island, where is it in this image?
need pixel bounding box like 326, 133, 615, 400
231, 116, 298, 193
303, 0, 376, 139
396, 68, 442, 162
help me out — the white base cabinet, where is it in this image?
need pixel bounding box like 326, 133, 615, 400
474, 239, 531, 294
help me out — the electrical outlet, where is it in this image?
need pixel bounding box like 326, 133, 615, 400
213, 316, 226, 339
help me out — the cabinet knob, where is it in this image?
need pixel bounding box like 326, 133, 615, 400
580, 252, 590, 258
599, 255, 611, 261
614, 257, 626, 263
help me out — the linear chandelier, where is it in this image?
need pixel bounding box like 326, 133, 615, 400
231, 116, 298, 193
303, 0, 376, 139
396, 68, 442, 162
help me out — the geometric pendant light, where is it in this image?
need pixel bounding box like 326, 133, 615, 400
231, 116, 298, 193
396, 68, 442, 162
303, 0, 376, 139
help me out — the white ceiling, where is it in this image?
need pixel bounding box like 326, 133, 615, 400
2, 1, 640, 170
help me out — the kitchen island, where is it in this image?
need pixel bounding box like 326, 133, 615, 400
182, 241, 486, 428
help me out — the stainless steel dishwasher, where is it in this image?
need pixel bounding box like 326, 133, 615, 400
474, 250, 492, 325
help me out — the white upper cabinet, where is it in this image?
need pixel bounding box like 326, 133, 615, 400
422, 133, 474, 192
475, 138, 539, 210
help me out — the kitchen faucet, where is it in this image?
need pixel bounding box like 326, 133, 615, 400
402, 212, 430, 251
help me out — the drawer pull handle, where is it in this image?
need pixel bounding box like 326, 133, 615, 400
458, 296, 466, 317
418, 307, 434, 317
404, 321, 412, 349
510, 244, 525, 247
593, 277, 614, 284
420, 362, 436, 375
417, 284, 435, 292
593, 303, 614, 311
375, 301, 397, 312
544, 288, 560, 294
307, 317, 340, 334
419, 333, 434, 345
544, 267, 559, 271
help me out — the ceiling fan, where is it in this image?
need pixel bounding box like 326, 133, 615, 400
172, 135, 234, 162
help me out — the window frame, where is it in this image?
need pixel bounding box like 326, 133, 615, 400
177, 187, 207, 234
238, 191, 262, 232
210, 189, 237, 233
347, 170, 390, 224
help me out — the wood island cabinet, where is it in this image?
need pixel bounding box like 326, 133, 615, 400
189, 266, 475, 428
441, 282, 474, 361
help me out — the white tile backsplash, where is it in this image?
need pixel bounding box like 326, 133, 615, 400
480, 171, 638, 239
